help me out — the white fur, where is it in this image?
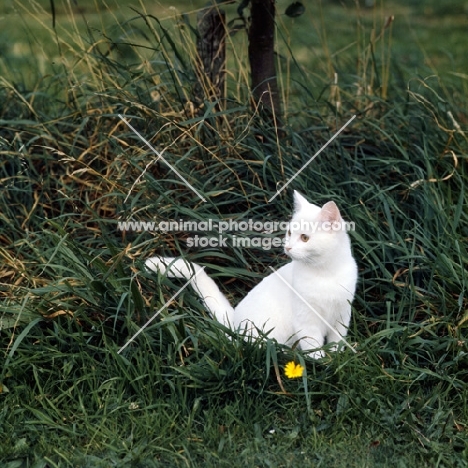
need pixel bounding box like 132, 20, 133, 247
146, 191, 358, 358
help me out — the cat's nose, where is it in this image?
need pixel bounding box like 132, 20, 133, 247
285, 246, 291, 251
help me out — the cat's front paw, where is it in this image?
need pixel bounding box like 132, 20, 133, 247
306, 349, 325, 359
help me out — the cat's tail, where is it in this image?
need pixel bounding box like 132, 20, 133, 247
145, 256, 234, 327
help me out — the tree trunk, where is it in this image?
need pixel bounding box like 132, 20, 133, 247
248, 0, 281, 121
194, 6, 226, 104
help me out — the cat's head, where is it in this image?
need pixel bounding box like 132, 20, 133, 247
284, 191, 351, 263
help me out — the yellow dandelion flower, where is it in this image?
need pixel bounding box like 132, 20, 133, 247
284, 361, 304, 379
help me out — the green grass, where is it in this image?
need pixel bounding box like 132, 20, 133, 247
1, 0, 468, 466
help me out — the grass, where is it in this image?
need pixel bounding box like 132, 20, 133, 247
1, 0, 468, 466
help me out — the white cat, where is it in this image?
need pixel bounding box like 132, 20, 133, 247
146, 191, 358, 358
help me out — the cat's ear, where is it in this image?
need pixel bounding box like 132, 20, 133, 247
318, 201, 341, 224
293, 191, 309, 212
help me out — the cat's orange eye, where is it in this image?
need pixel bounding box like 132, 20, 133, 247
300, 234, 309, 242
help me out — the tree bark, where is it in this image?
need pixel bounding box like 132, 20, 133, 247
194, 6, 226, 104
248, 0, 281, 121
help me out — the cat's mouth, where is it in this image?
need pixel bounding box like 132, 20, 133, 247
285, 249, 322, 264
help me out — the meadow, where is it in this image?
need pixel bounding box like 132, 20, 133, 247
1, 0, 467, 466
